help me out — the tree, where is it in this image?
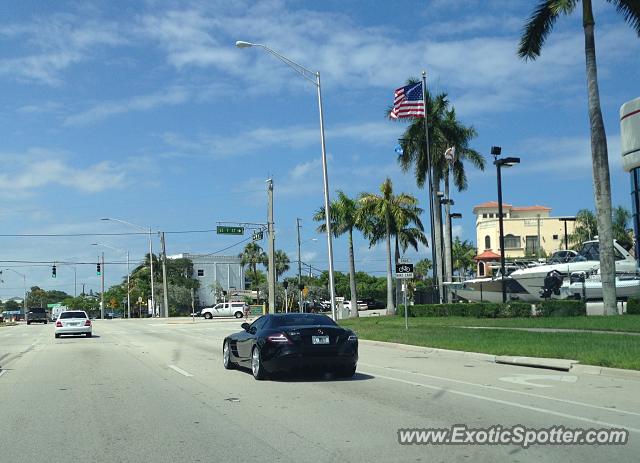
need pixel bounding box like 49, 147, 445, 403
274, 250, 290, 281
613, 206, 633, 251
313, 191, 363, 317
389, 85, 484, 300
238, 242, 267, 289
4, 300, 20, 311
518, 0, 640, 314
451, 238, 476, 277
414, 258, 432, 281
570, 209, 598, 247
359, 178, 423, 315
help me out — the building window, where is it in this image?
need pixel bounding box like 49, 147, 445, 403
482, 213, 487, 218
197, 269, 204, 277
525, 236, 539, 255
484, 235, 491, 250
504, 234, 520, 249
553, 234, 559, 240
478, 262, 485, 277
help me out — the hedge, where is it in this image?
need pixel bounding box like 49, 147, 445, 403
535, 300, 586, 317
403, 302, 532, 318
627, 297, 640, 315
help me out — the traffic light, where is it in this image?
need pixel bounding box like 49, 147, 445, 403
97, 263, 101, 276
298, 283, 304, 291
52, 265, 57, 278
283, 281, 289, 290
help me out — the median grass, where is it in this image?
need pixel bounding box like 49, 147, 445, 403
393, 314, 640, 332
339, 316, 640, 370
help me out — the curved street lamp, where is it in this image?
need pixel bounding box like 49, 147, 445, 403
236, 40, 337, 320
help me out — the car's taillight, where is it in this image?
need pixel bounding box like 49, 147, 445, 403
56, 321, 62, 327
84, 320, 91, 326
267, 333, 292, 344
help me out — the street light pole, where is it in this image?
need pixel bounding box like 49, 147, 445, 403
492, 147, 520, 303
101, 218, 156, 317
100, 252, 105, 319
297, 218, 302, 312
236, 40, 337, 320
2, 268, 27, 315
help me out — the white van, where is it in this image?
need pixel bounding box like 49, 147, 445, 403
201, 302, 247, 319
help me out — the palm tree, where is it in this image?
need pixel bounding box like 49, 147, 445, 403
274, 250, 290, 281
238, 243, 266, 289
359, 178, 424, 315
313, 191, 362, 317
518, 1, 640, 314
389, 86, 484, 300
613, 206, 633, 251
451, 238, 476, 278
570, 209, 598, 247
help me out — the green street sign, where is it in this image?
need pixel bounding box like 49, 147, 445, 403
217, 226, 244, 235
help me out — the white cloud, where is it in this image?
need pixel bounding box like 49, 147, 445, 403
0, 148, 129, 194
64, 87, 190, 126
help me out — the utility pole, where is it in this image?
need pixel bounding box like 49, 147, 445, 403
297, 217, 302, 312
149, 227, 156, 317
100, 252, 105, 320
160, 232, 170, 318
126, 250, 131, 319
267, 179, 276, 313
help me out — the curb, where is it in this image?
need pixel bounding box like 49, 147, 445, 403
359, 339, 496, 362
495, 356, 578, 371
360, 339, 640, 380
571, 364, 640, 380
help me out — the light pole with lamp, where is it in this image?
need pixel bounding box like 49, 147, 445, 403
101, 218, 156, 317
559, 217, 577, 250
236, 40, 337, 320
92, 243, 131, 318
492, 146, 520, 303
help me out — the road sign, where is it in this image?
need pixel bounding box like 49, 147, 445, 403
252, 230, 264, 241
398, 257, 411, 264
395, 263, 414, 279
217, 226, 244, 235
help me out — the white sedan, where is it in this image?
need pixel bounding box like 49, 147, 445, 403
55, 310, 92, 338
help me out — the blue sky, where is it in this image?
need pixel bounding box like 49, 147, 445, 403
0, 0, 638, 297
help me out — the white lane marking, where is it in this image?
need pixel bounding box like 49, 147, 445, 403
0, 370, 7, 378
499, 374, 578, 388
360, 363, 640, 418
360, 370, 640, 434
168, 365, 194, 377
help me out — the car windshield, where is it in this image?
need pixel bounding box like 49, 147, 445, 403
60, 311, 87, 319
29, 308, 45, 313
270, 314, 337, 327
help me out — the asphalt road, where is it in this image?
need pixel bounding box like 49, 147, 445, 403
1, 318, 639, 462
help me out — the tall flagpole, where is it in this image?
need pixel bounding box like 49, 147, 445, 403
422, 71, 439, 303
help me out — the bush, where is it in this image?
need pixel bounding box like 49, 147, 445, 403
536, 300, 586, 317
405, 302, 532, 318
627, 297, 640, 315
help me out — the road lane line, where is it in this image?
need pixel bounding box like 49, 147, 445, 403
168, 365, 194, 377
360, 363, 640, 418
360, 370, 640, 434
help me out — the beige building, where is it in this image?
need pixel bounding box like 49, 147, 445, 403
473, 201, 577, 260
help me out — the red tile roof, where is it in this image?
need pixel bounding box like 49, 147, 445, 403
511, 206, 551, 211
473, 201, 510, 209
474, 250, 501, 260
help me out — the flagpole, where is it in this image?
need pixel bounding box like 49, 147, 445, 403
422, 70, 439, 303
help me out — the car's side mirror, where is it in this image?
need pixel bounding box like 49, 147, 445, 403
241, 322, 250, 331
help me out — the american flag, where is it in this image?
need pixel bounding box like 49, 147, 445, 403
390, 82, 425, 119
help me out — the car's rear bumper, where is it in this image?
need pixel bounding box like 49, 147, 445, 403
55, 326, 92, 336
262, 347, 358, 373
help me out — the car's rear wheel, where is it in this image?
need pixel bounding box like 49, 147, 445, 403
55, 333, 60, 339
233, 311, 243, 319
204, 312, 213, 320
86, 333, 92, 338
223, 340, 235, 369
336, 365, 357, 378
27, 321, 31, 325
251, 346, 267, 380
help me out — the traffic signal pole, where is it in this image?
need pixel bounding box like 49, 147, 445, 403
100, 252, 105, 320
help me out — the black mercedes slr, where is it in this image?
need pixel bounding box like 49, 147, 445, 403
222, 313, 358, 380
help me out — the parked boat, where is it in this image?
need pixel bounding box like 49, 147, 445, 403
457, 240, 638, 303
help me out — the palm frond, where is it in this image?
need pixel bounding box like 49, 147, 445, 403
518, 0, 562, 60
608, 0, 640, 35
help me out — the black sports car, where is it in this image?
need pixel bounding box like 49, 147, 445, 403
222, 313, 358, 380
